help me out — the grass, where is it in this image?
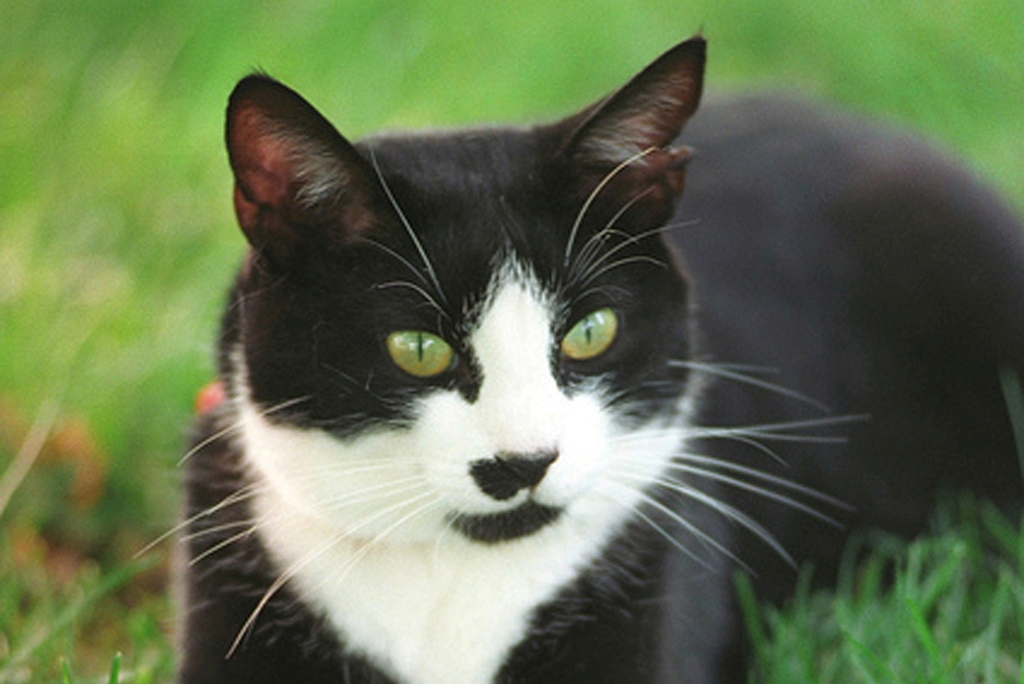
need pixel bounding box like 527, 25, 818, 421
0, 526, 172, 683
1, 0, 1022, 681
740, 497, 1024, 683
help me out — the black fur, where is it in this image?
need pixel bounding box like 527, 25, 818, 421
179, 36, 1024, 683
671, 95, 1024, 602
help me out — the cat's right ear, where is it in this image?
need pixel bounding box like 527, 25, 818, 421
225, 75, 381, 264
551, 36, 706, 228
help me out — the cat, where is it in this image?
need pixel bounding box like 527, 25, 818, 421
176, 35, 1024, 684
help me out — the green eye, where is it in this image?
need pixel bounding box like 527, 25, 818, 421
561, 308, 618, 361
386, 331, 455, 377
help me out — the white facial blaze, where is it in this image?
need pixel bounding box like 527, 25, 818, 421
237, 264, 691, 684
415, 269, 612, 512
471, 281, 565, 452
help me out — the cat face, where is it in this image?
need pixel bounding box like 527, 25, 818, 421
224, 38, 705, 545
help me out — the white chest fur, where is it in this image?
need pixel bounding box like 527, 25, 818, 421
253, 483, 630, 684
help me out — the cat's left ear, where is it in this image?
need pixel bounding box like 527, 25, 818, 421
555, 35, 705, 224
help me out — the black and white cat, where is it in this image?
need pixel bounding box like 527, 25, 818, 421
178, 36, 1024, 683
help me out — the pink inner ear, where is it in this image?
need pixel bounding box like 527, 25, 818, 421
227, 105, 314, 250
230, 108, 299, 214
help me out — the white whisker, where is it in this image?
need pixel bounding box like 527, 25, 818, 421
569, 223, 671, 291
612, 427, 790, 467
314, 495, 447, 595
318, 477, 429, 514
606, 480, 751, 573
190, 523, 260, 566
577, 255, 666, 285
367, 147, 449, 309
569, 284, 633, 309
615, 467, 795, 567
361, 238, 433, 291
690, 415, 867, 442
672, 453, 853, 511
711, 434, 789, 465
567, 186, 653, 288
179, 423, 242, 467
178, 395, 312, 466
564, 147, 657, 267
375, 280, 449, 319
227, 488, 440, 658
282, 456, 417, 481
179, 519, 257, 544
671, 360, 834, 414
569, 227, 627, 288
136, 483, 264, 559
669, 463, 845, 527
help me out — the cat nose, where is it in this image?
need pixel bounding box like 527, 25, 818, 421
470, 451, 558, 501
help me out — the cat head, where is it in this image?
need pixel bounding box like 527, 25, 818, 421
222, 37, 705, 545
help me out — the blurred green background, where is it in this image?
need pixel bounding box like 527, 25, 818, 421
1, 0, 1022, 680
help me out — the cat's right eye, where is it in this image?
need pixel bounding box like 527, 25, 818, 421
386, 331, 455, 378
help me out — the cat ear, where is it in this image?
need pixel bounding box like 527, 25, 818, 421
225, 74, 381, 263
556, 35, 706, 222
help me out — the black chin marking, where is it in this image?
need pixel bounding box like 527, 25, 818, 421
451, 501, 563, 543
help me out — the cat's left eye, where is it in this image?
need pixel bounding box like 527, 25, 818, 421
561, 308, 618, 361
386, 331, 455, 378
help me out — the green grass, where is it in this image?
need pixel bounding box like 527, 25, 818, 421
1, 0, 1022, 681
0, 527, 172, 683
740, 498, 1024, 683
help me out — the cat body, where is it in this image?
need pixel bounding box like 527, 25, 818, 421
178, 37, 1024, 683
